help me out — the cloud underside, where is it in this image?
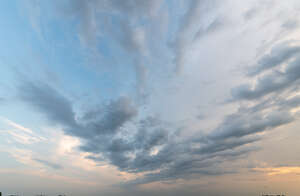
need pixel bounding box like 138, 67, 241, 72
18, 0, 300, 186
19, 41, 300, 183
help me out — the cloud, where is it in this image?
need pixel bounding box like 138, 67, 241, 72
19, 81, 77, 128
18, 80, 269, 185
247, 42, 300, 76
173, 0, 222, 73
16, 0, 300, 188
80, 116, 170, 173
232, 42, 300, 100
1, 117, 46, 144
8, 131, 41, 145
208, 110, 293, 140
33, 158, 63, 170
281, 20, 299, 30
193, 17, 224, 41
55, 0, 163, 97
6, 148, 61, 170
82, 97, 137, 136
65, 0, 162, 48
2, 117, 33, 134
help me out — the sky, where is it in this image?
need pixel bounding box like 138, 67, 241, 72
1, 0, 300, 196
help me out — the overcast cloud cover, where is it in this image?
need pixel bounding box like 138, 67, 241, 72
1, 0, 300, 196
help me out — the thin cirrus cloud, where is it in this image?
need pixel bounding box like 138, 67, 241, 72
33, 158, 63, 170
0, 117, 46, 144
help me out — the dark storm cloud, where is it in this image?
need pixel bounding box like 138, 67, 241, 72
33, 158, 63, 170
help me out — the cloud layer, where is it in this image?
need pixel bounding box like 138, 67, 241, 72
7, 0, 300, 189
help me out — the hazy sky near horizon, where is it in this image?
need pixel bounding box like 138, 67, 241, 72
1, 0, 300, 196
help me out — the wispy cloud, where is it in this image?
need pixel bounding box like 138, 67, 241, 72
2, 117, 33, 134
0, 117, 46, 144
33, 158, 63, 170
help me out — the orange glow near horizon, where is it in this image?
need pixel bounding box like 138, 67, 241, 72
254, 167, 300, 176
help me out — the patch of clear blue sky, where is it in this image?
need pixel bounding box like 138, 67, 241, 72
0, 1, 45, 130
0, 0, 138, 113
26, 3, 136, 102
34, 1, 137, 102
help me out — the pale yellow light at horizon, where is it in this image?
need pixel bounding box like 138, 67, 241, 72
254, 166, 300, 176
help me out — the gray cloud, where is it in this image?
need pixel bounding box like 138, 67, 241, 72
18, 79, 289, 185
83, 97, 137, 136
232, 42, 300, 100
247, 42, 300, 76
209, 110, 293, 140
19, 81, 77, 128
125, 145, 261, 186
281, 19, 299, 30
33, 158, 63, 170
19, 80, 263, 184
194, 136, 261, 155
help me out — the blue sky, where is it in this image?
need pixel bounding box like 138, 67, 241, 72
1, 1, 300, 196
